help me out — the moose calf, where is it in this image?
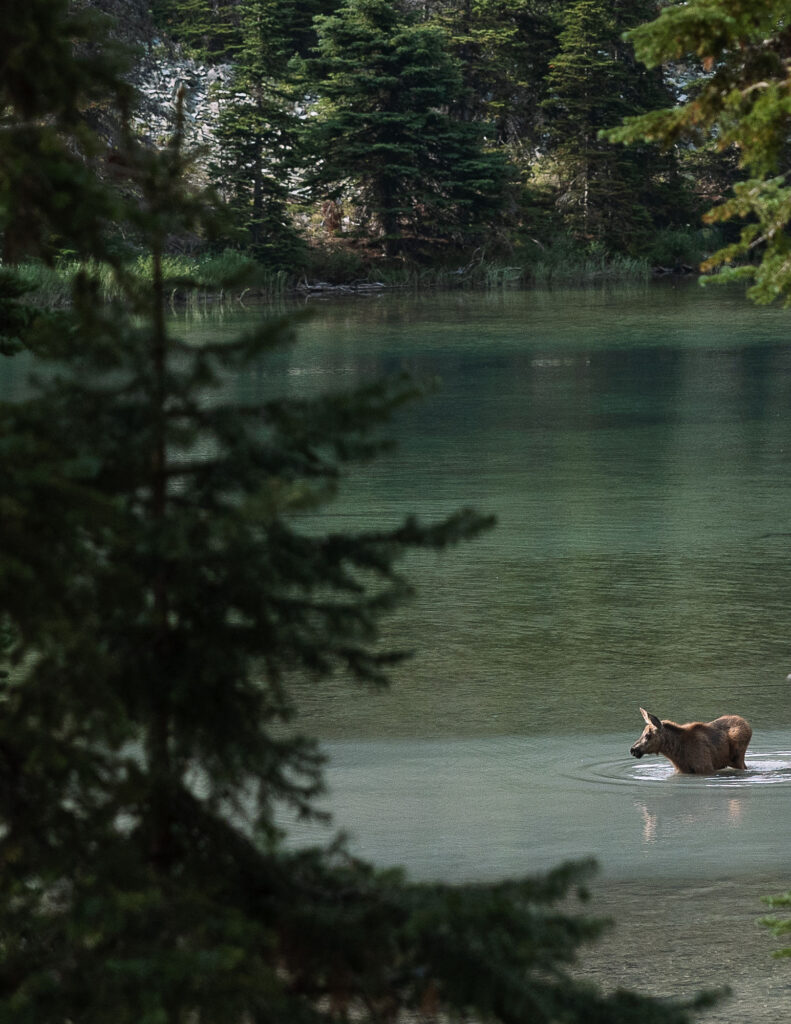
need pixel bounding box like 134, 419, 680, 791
629, 707, 752, 774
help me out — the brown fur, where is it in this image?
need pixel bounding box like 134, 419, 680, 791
629, 707, 752, 774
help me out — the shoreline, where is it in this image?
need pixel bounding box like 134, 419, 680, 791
12, 255, 701, 310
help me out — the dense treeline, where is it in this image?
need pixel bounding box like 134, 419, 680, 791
140, 0, 737, 278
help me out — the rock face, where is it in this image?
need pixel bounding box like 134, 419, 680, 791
81, 1, 230, 156
133, 55, 232, 153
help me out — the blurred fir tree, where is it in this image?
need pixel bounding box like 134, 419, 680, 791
299, 0, 512, 257
0, 0, 132, 264
0, 2, 716, 1022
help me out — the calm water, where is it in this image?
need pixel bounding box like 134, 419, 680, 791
211, 282, 791, 898
202, 282, 790, 905
219, 283, 791, 736
6, 281, 791, 1017
6, 283, 791, 893
259, 284, 791, 1021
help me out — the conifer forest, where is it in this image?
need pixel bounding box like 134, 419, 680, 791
13, 0, 753, 283
3, 2, 791, 1023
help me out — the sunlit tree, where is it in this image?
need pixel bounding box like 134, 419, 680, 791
428, 0, 563, 145
608, 0, 791, 301
147, 0, 241, 61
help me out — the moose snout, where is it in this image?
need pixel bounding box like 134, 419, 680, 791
630, 745, 643, 758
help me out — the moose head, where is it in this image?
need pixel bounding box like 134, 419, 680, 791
629, 707, 663, 759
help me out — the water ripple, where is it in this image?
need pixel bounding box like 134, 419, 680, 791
568, 751, 791, 789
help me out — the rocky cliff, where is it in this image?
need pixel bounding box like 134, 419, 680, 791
82, 0, 229, 155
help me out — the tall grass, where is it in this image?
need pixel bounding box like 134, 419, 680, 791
15, 260, 82, 306
520, 237, 652, 286
369, 260, 527, 290
15, 233, 697, 308
370, 242, 655, 290
527, 252, 652, 286
14, 251, 295, 308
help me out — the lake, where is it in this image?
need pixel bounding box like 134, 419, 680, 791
7, 279, 791, 1017
194, 280, 791, 1021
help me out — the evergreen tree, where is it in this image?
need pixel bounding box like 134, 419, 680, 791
212, 90, 305, 265
0, 0, 132, 264
234, 0, 338, 71
430, 0, 563, 147
208, 0, 337, 266
149, 0, 242, 62
610, 0, 791, 302
542, 0, 678, 252
0, 2, 714, 1021
301, 0, 512, 256
210, 0, 308, 265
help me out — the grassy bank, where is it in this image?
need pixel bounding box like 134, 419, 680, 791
16, 251, 295, 308
14, 230, 722, 308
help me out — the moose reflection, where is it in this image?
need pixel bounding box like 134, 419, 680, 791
629, 707, 752, 774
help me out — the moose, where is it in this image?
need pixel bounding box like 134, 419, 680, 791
629, 707, 752, 774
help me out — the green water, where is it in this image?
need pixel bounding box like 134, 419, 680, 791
254, 286, 791, 1024
201, 281, 791, 979
204, 282, 791, 741
6, 282, 791, 1017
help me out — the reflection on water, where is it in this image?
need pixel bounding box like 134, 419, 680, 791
285, 731, 791, 884
635, 794, 746, 845
639, 801, 658, 842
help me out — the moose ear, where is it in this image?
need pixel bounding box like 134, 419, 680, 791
640, 707, 662, 729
